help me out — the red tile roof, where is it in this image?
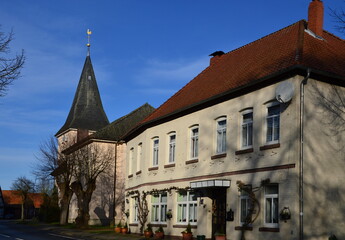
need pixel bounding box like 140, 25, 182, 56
2, 190, 44, 208
139, 20, 345, 126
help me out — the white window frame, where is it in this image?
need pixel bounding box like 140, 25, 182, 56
129, 147, 134, 175
136, 143, 142, 172
241, 109, 253, 149
190, 126, 199, 159
216, 117, 227, 154
152, 137, 159, 166
168, 132, 176, 163
177, 192, 197, 225
266, 103, 280, 144
151, 193, 167, 224
264, 184, 279, 228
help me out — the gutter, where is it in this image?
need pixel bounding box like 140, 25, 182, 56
299, 68, 310, 240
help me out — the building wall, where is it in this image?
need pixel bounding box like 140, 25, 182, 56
57, 131, 126, 226
302, 80, 345, 240
125, 76, 306, 239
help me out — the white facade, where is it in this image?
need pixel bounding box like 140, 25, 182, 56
125, 76, 345, 240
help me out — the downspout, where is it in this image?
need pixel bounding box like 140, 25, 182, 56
299, 68, 310, 240
113, 142, 118, 222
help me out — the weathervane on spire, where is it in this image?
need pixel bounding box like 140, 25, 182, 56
87, 29, 92, 56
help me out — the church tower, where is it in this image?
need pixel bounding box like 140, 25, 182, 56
55, 30, 109, 145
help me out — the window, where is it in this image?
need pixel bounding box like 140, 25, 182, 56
266, 104, 280, 143
241, 110, 253, 148
151, 193, 167, 223
168, 133, 176, 163
177, 192, 197, 224
129, 148, 134, 175
133, 197, 139, 223
216, 118, 227, 154
137, 143, 142, 172
152, 138, 159, 166
265, 184, 279, 227
190, 126, 199, 159
239, 186, 252, 225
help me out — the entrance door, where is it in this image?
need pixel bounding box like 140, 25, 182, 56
211, 188, 226, 239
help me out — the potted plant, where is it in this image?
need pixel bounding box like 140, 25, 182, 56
215, 231, 226, 240
121, 222, 128, 234
181, 223, 193, 240
114, 221, 122, 233
155, 225, 164, 239
144, 223, 153, 238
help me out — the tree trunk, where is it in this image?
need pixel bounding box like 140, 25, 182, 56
21, 203, 24, 221
57, 182, 73, 225
71, 181, 95, 229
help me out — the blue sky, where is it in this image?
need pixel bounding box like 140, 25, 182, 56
0, 0, 343, 190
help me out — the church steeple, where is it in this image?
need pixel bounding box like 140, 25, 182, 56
56, 31, 109, 137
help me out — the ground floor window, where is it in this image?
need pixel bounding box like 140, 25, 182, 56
239, 185, 252, 225
151, 193, 167, 223
265, 184, 279, 227
133, 197, 139, 223
177, 192, 197, 224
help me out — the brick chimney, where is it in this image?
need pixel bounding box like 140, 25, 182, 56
308, 0, 324, 37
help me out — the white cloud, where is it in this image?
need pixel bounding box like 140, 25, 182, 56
136, 56, 209, 85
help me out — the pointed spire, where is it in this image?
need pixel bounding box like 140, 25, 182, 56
56, 54, 109, 137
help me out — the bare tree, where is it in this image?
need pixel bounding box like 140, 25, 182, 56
34, 136, 75, 225
11, 176, 35, 221
330, 2, 345, 35
69, 144, 114, 228
0, 27, 25, 96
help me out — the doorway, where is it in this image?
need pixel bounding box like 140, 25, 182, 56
211, 188, 226, 239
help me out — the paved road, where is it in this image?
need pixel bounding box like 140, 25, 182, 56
0, 221, 89, 240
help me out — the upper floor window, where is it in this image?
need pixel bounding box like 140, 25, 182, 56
168, 133, 176, 163
177, 192, 197, 224
129, 147, 134, 175
265, 184, 279, 227
216, 117, 227, 154
241, 110, 253, 148
190, 126, 199, 159
137, 143, 142, 172
151, 193, 167, 223
152, 138, 159, 166
266, 104, 280, 143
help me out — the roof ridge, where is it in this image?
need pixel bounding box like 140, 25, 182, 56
225, 20, 306, 57
322, 29, 345, 42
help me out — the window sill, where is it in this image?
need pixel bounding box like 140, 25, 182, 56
128, 174, 133, 179
173, 224, 197, 229
235, 148, 254, 155
129, 223, 138, 227
136, 170, 142, 175
148, 167, 159, 171
211, 153, 227, 160
235, 226, 253, 231
260, 143, 280, 150
150, 223, 167, 228
164, 163, 175, 168
259, 227, 280, 232
186, 159, 198, 165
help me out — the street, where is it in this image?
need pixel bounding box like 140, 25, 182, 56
0, 220, 89, 240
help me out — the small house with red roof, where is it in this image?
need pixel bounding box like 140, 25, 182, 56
1, 190, 44, 219
124, 1, 345, 240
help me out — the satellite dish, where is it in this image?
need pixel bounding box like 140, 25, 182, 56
275, 81, 294, 103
